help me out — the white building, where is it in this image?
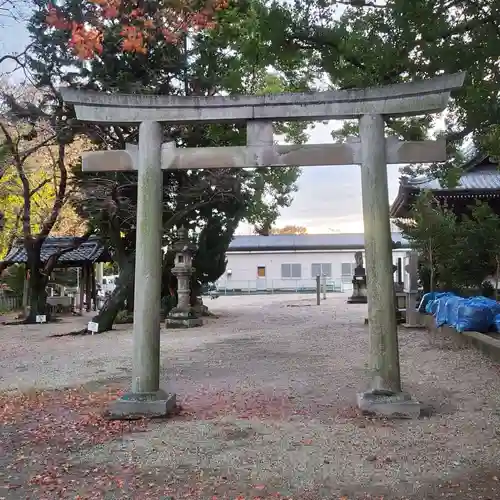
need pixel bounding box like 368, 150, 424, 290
216, 232, 410, 294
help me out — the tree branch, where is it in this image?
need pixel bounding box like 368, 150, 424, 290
39, 143, 68, 239
292, 30, 367, 71
0, 42, 35, 82
29, 178, 51, 198
20, 133, 57, 164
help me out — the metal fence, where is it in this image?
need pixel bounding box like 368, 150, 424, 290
0, 294, 22, 312
213, 278, 344, 296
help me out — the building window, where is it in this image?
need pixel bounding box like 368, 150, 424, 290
257, 266, 266, 277
341, 262, 356, 283
281, 263, 301, 278
311, 263, 332, 277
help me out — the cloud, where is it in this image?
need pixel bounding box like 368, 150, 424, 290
274, 122, 403, 233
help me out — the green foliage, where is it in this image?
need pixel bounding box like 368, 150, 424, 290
161, 294, 176, 318
396, 191, 460, 291
460, 201, 500, 296
103, 262, 119, 276
261, 0, 500, 183
480, 280, 495, 299
193, 214, 240, 288
26, 0, 310, 293
0, 264, 25, 296
0, 160, 57, 258
115, 310, 134, 324
396, 192, 500, 294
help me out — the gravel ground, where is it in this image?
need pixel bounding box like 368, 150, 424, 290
1, 293, 500, 499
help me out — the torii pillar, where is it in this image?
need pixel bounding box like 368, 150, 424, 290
61, 72, 465, 419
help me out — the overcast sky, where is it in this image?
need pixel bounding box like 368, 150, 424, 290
1, 14, 405, 235
266, 123, 403, 234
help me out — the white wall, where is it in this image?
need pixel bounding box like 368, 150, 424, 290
217, 249, 409, 291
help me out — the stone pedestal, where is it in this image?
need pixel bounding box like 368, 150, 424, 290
166, 308, 203, 328
401, 251, 425, 328
357, 390, 421, 419
348, 267, 367, 304
107, 389, 177, 420
402, 292, 426, 328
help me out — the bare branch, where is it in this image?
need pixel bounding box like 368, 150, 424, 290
20, 133, 58, 164
39, 143, 68, 239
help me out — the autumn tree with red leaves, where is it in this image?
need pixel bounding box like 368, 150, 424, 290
24, 0, 311, 332
45, 0, 229, 59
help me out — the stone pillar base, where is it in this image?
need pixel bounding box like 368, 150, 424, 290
166, 310, 203, 328
347, 295, 368, 304
106, 389, 177, 420
395, 308, 404, 324
357, 390, 421, 419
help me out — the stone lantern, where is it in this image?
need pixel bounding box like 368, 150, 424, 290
347, 251, 367, 304
165, 226, 203, 328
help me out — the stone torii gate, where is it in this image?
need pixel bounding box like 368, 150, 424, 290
61, 72, 465, 419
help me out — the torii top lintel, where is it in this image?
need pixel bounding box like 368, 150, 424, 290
60, 72, 465, 124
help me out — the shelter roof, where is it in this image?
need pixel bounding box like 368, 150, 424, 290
1, 236, 112, 267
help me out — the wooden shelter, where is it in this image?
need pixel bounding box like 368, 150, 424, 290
390, 155, 500, 218
1, 236, 112, 314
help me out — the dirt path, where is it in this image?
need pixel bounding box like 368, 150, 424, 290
1, 293, 500, 499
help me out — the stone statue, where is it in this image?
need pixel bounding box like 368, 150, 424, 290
355, 251, 363, 269
348, 251, 367, 304
354, 251, 366, 277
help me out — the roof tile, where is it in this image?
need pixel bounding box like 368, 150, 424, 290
2, 236, 111, 265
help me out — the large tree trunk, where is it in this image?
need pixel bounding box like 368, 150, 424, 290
25, 242, 50, 324
91, 255, 135, 332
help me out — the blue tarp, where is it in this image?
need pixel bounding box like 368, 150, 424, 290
426, 292, 500, 333
418, 292, 454, 314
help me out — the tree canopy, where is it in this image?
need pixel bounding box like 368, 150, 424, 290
260, 0, 499, 181
21, 0, 317, 328
44, 0, 228, 59
40, 0, 500, 180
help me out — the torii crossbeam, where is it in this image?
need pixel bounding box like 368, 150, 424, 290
60, 72, 466, 420
81, 135, 447, 172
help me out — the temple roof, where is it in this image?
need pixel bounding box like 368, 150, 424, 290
1, 236, 112, 267
390, 155, 500, 217
402, 156, 500, 191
